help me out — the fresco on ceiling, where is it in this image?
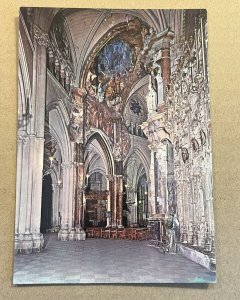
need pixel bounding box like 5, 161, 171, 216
88, 40, 134, 109
98, 40, 133, 77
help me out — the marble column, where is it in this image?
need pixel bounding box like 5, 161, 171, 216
160, 31, 174, 93
152, 30, 174, 104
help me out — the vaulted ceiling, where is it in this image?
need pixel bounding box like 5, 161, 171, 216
48, 9, 171, 85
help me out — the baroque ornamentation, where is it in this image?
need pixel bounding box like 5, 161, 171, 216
33, 25, 50, 47
69, 88, 86, 143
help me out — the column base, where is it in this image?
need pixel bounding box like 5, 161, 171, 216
58, 228, 86, 241
47, 226, 60, 233
15, 233, 44, 254
68, 228, 76, 241
179, 244, 215, 271
75, 228, 86, 240
58, 228, 69, 241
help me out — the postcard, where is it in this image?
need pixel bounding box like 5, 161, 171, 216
14, 7, 216, 284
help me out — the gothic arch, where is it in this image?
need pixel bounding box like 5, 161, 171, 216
85, 130, 114, 176
46, 100, 72, 163
124, 146, 150, 183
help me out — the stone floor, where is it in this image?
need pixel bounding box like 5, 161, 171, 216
13, 233, 216, 284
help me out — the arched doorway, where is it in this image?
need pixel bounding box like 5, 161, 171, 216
40, 174, 53, 233
84, 133, 114, 227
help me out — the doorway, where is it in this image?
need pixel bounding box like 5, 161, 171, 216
40, 174, 53, 233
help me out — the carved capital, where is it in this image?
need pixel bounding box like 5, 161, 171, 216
33, 25, 50, 47
18, 134, 28, 144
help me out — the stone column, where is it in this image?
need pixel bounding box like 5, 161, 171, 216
15, 135, 24, 239
30, 25, 50, 252
156, 144, 168, 213
112, 175, 117, 227
149, 147, 156, 216
58, 161, 73, 241
51, 182, 60, 229
106, 176, 111, 227
74, 143, 85, 229
16, 25, 50, 253
16, 134, 34, 253
118, 175, 123, 227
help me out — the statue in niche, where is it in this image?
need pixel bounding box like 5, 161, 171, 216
142, 27, 155, 49
122, 129, 131, 159
181, 147, 189, 163
167, 181, 175, 210
86, 70, 97, 96
141, 25, 148, 44
200, 129, 206, 145
69, 87, 86, 142
175, 139, 180, 155
165, 211, 180, 253
191, 137, 200, 152
113, 142, 122, 161
147, 74, 157, 113
69, 107, 84, 143
97, 82, 104, 102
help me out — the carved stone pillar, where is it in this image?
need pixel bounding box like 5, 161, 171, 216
15, 25, 49, 253
149, 147, 156, 216
112, 115, 124, 227
15, 135, 24, 251
51, 182, 60, 229
156, 144, 168, 213
74, 142, 84, 229
31, 26, 50, 252
118, 175, 123, 228
106, 176, 111, 227
58, 161, 73, 241
112, 175, 117, 227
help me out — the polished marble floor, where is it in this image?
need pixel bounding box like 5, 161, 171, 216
13, 233, 216, 284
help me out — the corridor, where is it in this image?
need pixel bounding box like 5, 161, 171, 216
13, 234, 216, 284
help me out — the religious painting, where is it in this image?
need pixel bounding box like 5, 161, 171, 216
14, 7, 216, 285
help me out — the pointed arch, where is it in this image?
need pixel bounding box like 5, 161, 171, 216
85, 130, 114, 176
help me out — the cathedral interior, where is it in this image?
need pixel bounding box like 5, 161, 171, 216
14, 8, 216, 284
